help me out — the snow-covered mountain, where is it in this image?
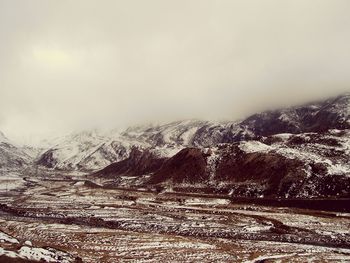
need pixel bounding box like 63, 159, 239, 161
1, 93, 349, 198
36, 130, 151, 171
36, 120, 248, 171
94, 129, 350, 198
122, 119, 254, 147
241, 93, 350, 136
0, 131, 33, 169
37, 93, 350, 171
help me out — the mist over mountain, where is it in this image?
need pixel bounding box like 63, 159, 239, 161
30, 93, 348, 171
1, 1, 350, 261
1, 0, 350, 144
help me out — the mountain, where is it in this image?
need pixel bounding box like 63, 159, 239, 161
0, 131, 33, 170
36, 130, 151, 171
36, 120, 250, 171
35, 120, 211, 171
120, 119, 249, 147
90, 94, 350, 198
37, 93, 350, 171
1, 93, 348, 197
93, 129, 350, 198
241, 93, 350, 136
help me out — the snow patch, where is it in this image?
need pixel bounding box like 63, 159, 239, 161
0, 231, 19, 244
239, 141, 272, 153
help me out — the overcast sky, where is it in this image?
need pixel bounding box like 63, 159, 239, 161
1, 0, 350, 144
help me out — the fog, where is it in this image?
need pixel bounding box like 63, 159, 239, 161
0, 0, 349, 145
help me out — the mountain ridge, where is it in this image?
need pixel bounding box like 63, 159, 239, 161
93, 129, 350, 198
36, 93, 350, 171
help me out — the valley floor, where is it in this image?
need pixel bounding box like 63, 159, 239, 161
0, 169, 349, 262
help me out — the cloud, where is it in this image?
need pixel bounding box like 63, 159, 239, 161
0, 0, 349, 144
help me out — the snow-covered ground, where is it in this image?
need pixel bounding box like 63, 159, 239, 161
238, 131, 350, 178
0, 169, 349, 262
0, 230, 76, 262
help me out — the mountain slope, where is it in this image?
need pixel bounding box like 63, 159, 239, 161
0, 132, 33, 169
37, 93, 350, 171
242, 93, 350, 136
36, 131, 151, 171
93, 129, 350, 198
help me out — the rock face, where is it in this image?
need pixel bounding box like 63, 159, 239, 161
37, 93, 350, 172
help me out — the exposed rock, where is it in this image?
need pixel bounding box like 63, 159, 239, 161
93, 129, 350, 199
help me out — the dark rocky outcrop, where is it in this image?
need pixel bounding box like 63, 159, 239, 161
149, 148, 208, 184
36, 149, 58, 169
93, 147, 167, 178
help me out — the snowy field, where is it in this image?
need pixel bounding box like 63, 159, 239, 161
0, 170, 349, 262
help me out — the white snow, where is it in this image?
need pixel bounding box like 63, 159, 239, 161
236, 132, 350, 179
244, 253, 296, 263
0, 231, 75, 262
153, 146, 183, 158
0, 231, 19, 244
273, 133, 293, 140
184, 198, 230, 206
239, 141, 272, 153
17, 246, 75, 263
24, 240, 32, 246
74, 181, 84, 186
206, 148, 221, 179
243, 225, 272, 233
179, 126, 198, 145
36, 119, 216, 171
327, 163, 350, 176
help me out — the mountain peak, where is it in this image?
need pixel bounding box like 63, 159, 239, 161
34, 93, 350, 171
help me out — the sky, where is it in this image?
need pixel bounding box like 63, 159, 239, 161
0, 0, 350, 145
